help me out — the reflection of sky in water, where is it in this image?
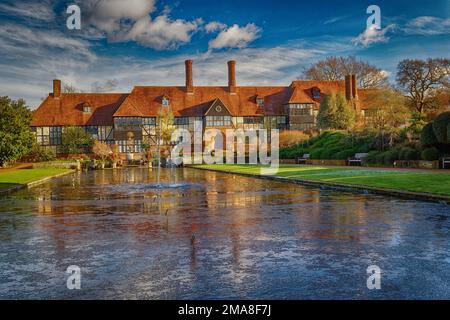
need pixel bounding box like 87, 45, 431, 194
0, 167, 450, 299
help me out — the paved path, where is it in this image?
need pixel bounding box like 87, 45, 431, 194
0, 163, 33, 173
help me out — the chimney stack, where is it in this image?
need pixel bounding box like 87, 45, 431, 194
228, 60, 236, 94
345, 75, 353, 101
351, 74, 358, 99
185, 60, 193, 93
53, 79, 61, 98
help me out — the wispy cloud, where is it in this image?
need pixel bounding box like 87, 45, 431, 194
0, 0, 54, 22
403, 16, 450, 35
323, 15, 350, 25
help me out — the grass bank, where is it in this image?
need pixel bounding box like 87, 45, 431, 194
0, 168, 73, 191
193, 164, 450, 199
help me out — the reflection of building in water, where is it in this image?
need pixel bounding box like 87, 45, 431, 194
37, 194, 53, 215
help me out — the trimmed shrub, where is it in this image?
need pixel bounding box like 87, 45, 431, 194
333, 149, 356, 160
421, 123, 438, 147
375, 152, 386, 165
383, 150, 399, 165
421, 147, 440, 161
399, 147, 420, 160
320, 145, 344, 159
310, 149, 323, 160
432, 112, 450, 144
26, 144, 56, 162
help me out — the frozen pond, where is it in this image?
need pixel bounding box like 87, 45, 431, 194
0, 167, 450, 299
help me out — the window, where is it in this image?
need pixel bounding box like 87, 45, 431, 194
49, 126, 62, 145
288, 103, 314, 109
162, 96, 170, 107
256, 97, 264, 107
98, 126, 113, 142
34, 127, 50, 145
205, 116, 232, 127
83, 105, 92, 113
312, 88, 321, 99
264, 116, 287, 129
117, 140, 142, 153
174, 117, 189, 125
114, 117, 142, 131
243, 117, 262, 124
143, 117, 156, 125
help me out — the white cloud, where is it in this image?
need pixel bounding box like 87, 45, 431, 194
404, 16, 450, 35
80, 0, 201, 50
113, 15, 202, 50
352, 24, 396, 47
0, 21, 350, 108
0, 1, 54, 22
204, 21, 227, 33
208, 23, 261, 50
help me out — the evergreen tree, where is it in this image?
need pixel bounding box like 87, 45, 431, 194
0, 97, 34, 167
317, 92, 355, 130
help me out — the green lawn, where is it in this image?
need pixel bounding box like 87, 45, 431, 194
0, 168, 72, 190
193, 164, 450, 196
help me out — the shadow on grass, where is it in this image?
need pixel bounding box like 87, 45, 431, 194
0, 183, 23, 192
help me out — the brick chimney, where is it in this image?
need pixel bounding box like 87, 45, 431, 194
351, 74, 358, 99
185, 60, 193, 94
228, 60, 236, 94
345, 75, 353, 101
53, 79, 61, 98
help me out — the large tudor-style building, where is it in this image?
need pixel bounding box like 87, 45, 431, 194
32, 60, 372, 154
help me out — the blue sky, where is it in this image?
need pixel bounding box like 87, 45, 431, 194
0, 0, 449, 108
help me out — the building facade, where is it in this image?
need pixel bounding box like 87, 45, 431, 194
31, 60, 371, 153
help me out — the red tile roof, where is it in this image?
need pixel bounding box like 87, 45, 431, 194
32, 93, 128, 126
288, 80, 348, 109
32, 80, 370, 126
113, 86, 293, 117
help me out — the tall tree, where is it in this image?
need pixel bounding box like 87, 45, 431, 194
0, 97, 34, 167
396, 58, 450, 114
303, 56, 389, 88
317, 92, 355, 130
363, 89, 411, 149
363, 89, 410, 130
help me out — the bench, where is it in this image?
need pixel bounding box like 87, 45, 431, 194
442, 157, 450, 169
297, 154, 310, 164
347, 153, 368, 166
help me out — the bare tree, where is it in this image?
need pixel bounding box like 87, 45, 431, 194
63, 84, 82, 93
302, 56, 389, 89
396, 58, 450, 114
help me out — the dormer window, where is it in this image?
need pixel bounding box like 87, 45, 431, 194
312, 88, 321, 99
256, 96, 264, 107
162, 96, 170, 107
82, 103, 92, 113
